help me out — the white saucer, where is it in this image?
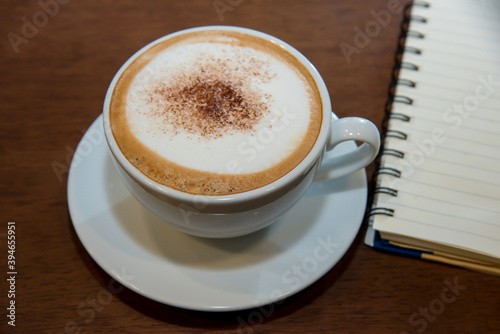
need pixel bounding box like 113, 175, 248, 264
67, 115, 368, 312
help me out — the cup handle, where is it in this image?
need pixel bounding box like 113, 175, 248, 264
316, 115, 380, 178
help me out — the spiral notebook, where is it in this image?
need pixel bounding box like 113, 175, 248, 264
365, 0, 500, 275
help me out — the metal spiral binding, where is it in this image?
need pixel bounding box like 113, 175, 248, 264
381, 148, 405, 159
374, 187, 398, 197
368, 208, 395, 217
407, 30, 425, 39
386, 130, 408, 140
390, 113, 411, 122
365, 2, 429, 224
374, 167, 402, 178
411, 15, 427, 23
414, 1, 431, 8
397, 78, 416, 87
404, 46, 422, 55
400, 62, 419, 71
393, 96, 413, 105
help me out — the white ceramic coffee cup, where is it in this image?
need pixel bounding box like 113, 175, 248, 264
103, 26, 380, 238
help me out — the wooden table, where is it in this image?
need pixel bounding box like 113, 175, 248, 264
1, 0, 499, 333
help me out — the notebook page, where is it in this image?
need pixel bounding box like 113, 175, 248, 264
372, 0, 500, 259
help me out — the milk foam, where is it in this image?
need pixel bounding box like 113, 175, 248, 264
125, 38, 312, 174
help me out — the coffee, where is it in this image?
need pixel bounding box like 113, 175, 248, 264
109, 29, 322, 195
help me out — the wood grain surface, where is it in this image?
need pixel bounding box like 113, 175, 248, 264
1, 0, 499, 333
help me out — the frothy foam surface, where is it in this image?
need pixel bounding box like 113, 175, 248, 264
110, 30, 322, 195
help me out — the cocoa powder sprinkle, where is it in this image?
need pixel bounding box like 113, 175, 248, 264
139, 49, 276, 140
149, 75, 268, 139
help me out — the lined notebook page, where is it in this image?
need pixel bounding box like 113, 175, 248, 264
372, 0, 500, 259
